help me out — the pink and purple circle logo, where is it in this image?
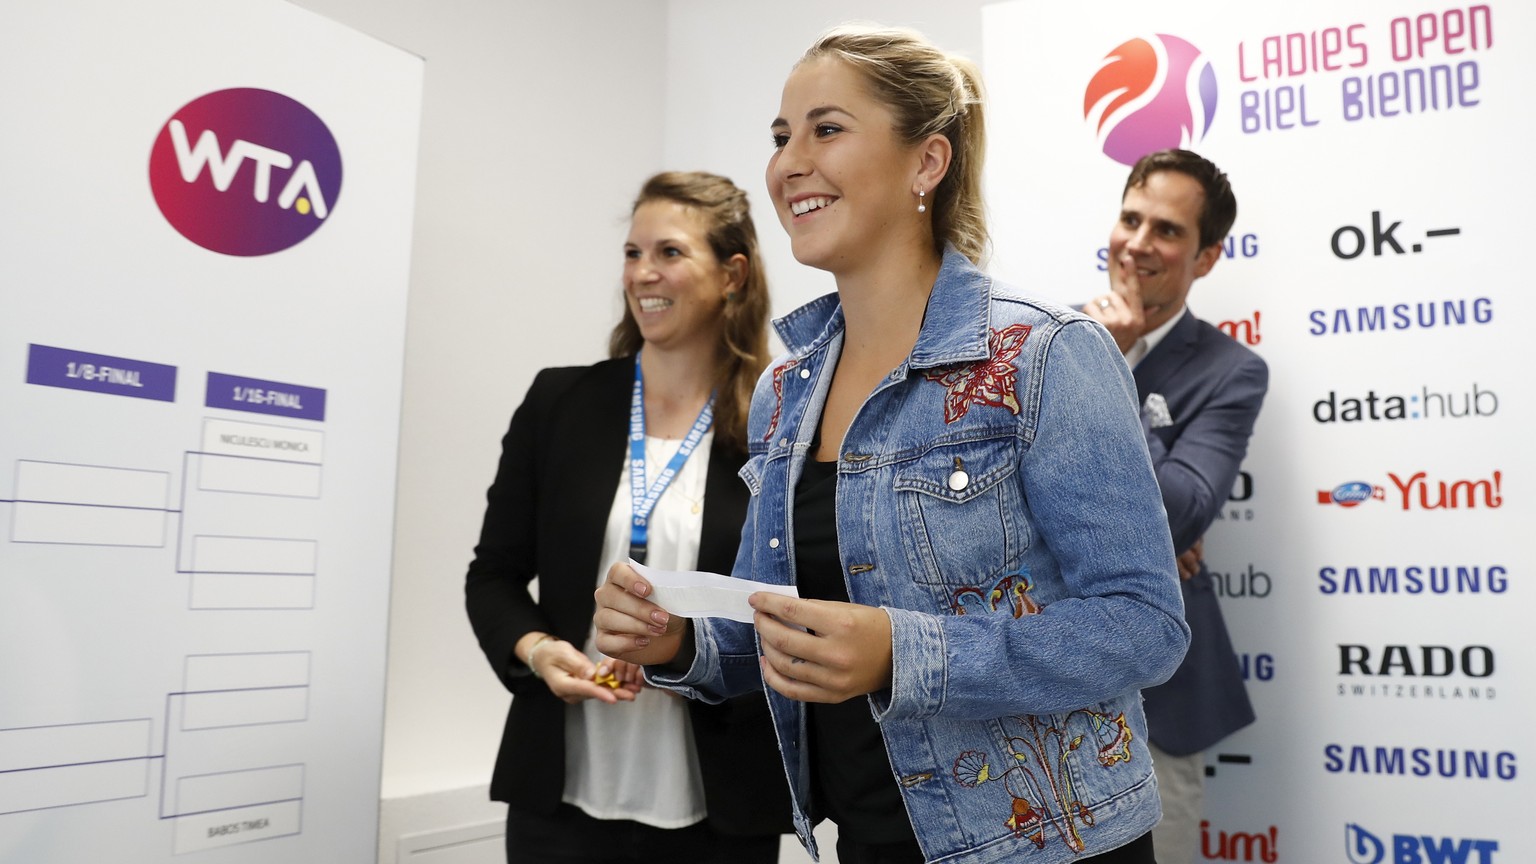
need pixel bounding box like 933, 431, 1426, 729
149, 88, 342, 256
1083, 35, 1217, 167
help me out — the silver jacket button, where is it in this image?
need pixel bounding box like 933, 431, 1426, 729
948, 456, 969, 492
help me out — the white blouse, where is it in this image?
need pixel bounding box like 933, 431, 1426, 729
562, 432, 712, 827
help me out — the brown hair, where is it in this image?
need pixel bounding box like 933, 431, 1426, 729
608, 171, 770, 453
1124, 149, 1237, 249
801, 25, 990, 264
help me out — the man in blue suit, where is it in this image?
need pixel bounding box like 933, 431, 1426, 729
1082, 149, 1268, 864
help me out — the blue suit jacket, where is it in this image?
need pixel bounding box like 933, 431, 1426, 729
1135, 310, 1268, 755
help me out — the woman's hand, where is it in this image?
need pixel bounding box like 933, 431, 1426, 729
603, 657, 649, 692
525, 638, 640, 704
594, 561, 689, 666
750, 593, 893, 703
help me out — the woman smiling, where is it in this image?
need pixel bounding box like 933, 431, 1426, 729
596, 27, 1187, 864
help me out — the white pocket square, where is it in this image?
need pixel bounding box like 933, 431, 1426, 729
1143, 393, 1174, 428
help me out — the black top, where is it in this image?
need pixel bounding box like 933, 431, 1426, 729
794, 456, 919, 846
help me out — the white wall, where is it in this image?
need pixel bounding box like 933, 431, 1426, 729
283, 2, 990, 861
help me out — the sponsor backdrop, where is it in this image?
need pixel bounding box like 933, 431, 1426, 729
986, 1, 1530, 862
0, 1, 421, 862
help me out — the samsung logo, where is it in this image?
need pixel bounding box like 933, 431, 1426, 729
1324, 745, 1516, 780
1318, 565, 1508, 595
1308, 297, 1491, 336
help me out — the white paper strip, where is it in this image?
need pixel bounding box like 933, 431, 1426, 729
627, 559, 798, 624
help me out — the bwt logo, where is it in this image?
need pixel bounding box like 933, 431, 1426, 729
1084, 34, 1217, 166
149, 88, 343, 256
1346, 823, 1497, 864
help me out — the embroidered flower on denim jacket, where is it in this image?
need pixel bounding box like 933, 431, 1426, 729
922, 324, 1032, 423
762, 358, 801, 441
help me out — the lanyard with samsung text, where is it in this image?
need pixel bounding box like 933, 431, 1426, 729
629, 354, 714, 565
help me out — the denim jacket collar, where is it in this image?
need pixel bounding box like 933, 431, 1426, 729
772, 247, 993, 370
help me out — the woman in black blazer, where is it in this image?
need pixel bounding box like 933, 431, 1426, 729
466, 172, 790, 863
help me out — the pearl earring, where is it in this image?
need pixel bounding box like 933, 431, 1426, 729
917, 189, 927, 213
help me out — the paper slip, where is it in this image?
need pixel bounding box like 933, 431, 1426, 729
628, 559, 798, 624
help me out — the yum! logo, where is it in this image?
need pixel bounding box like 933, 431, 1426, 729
1317, 471, 1503, 511
149, 88, 342, 256
1201, 820, 1278, 862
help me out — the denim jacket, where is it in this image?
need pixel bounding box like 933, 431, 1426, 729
652, 250, 1189, 863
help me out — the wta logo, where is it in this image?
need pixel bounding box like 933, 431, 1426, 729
149, 88, 342, 256
1084, 35, 1217, 166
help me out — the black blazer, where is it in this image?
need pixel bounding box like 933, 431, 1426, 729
1134, 312, 1268, 755
465, 356, 791, 836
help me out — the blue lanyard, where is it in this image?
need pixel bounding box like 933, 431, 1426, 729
629, 354, 714, 564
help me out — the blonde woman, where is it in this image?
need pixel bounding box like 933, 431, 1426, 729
596, 28, 1188, 864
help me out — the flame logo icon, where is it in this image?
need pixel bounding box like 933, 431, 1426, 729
1084, 34, 1217, 166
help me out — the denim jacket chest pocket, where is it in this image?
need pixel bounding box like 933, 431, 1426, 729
889, 432, 1030, 589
